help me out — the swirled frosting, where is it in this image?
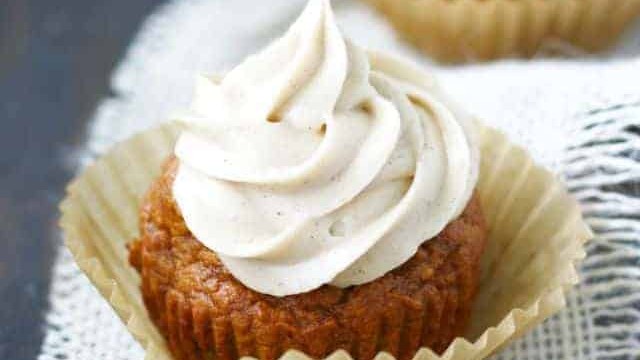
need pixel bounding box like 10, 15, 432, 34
173, 0, 479, 296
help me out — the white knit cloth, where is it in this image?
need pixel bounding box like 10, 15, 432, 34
39, 1, 640, 359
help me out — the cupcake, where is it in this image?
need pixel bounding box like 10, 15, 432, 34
129, 0, 485, 357
60, 0, 592, 359
364, 0, 640, 62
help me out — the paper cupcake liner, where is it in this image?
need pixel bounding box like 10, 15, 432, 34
60, 121, 592, 360
365, 0, 640, 62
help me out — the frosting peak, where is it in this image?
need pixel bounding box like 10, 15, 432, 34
173, 0, 479, 296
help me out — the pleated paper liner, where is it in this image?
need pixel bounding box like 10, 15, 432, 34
364, 0, 640, 62
60, 121, 592, 360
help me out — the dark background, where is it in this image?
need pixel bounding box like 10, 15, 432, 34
0, 1, 165, 358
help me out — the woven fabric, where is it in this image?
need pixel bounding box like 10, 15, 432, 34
39, 1, 640, 359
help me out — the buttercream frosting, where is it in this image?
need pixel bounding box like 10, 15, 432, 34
173, 0, 479, 296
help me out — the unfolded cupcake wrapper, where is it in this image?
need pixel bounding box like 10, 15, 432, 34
366, 0, 640, 62
60, 121, 592, 360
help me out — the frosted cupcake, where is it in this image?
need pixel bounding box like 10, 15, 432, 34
364, 0, 640, 62
60, 1, 592, 359
128, 0, 485, 358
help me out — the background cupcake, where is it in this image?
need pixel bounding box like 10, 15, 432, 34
363, 0, 640, 62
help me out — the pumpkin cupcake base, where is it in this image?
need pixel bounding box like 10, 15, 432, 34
128, 157, 488, 360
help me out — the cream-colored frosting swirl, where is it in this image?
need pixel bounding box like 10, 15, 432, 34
173, 0, 479, 296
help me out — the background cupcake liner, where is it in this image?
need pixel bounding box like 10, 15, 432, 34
59, 121, 592, 360
365, 0, 640, 62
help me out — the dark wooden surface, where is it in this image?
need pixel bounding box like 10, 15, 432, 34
0, 1, 165, 359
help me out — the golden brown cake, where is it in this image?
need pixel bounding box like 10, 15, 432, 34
128, 158, 487, 360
